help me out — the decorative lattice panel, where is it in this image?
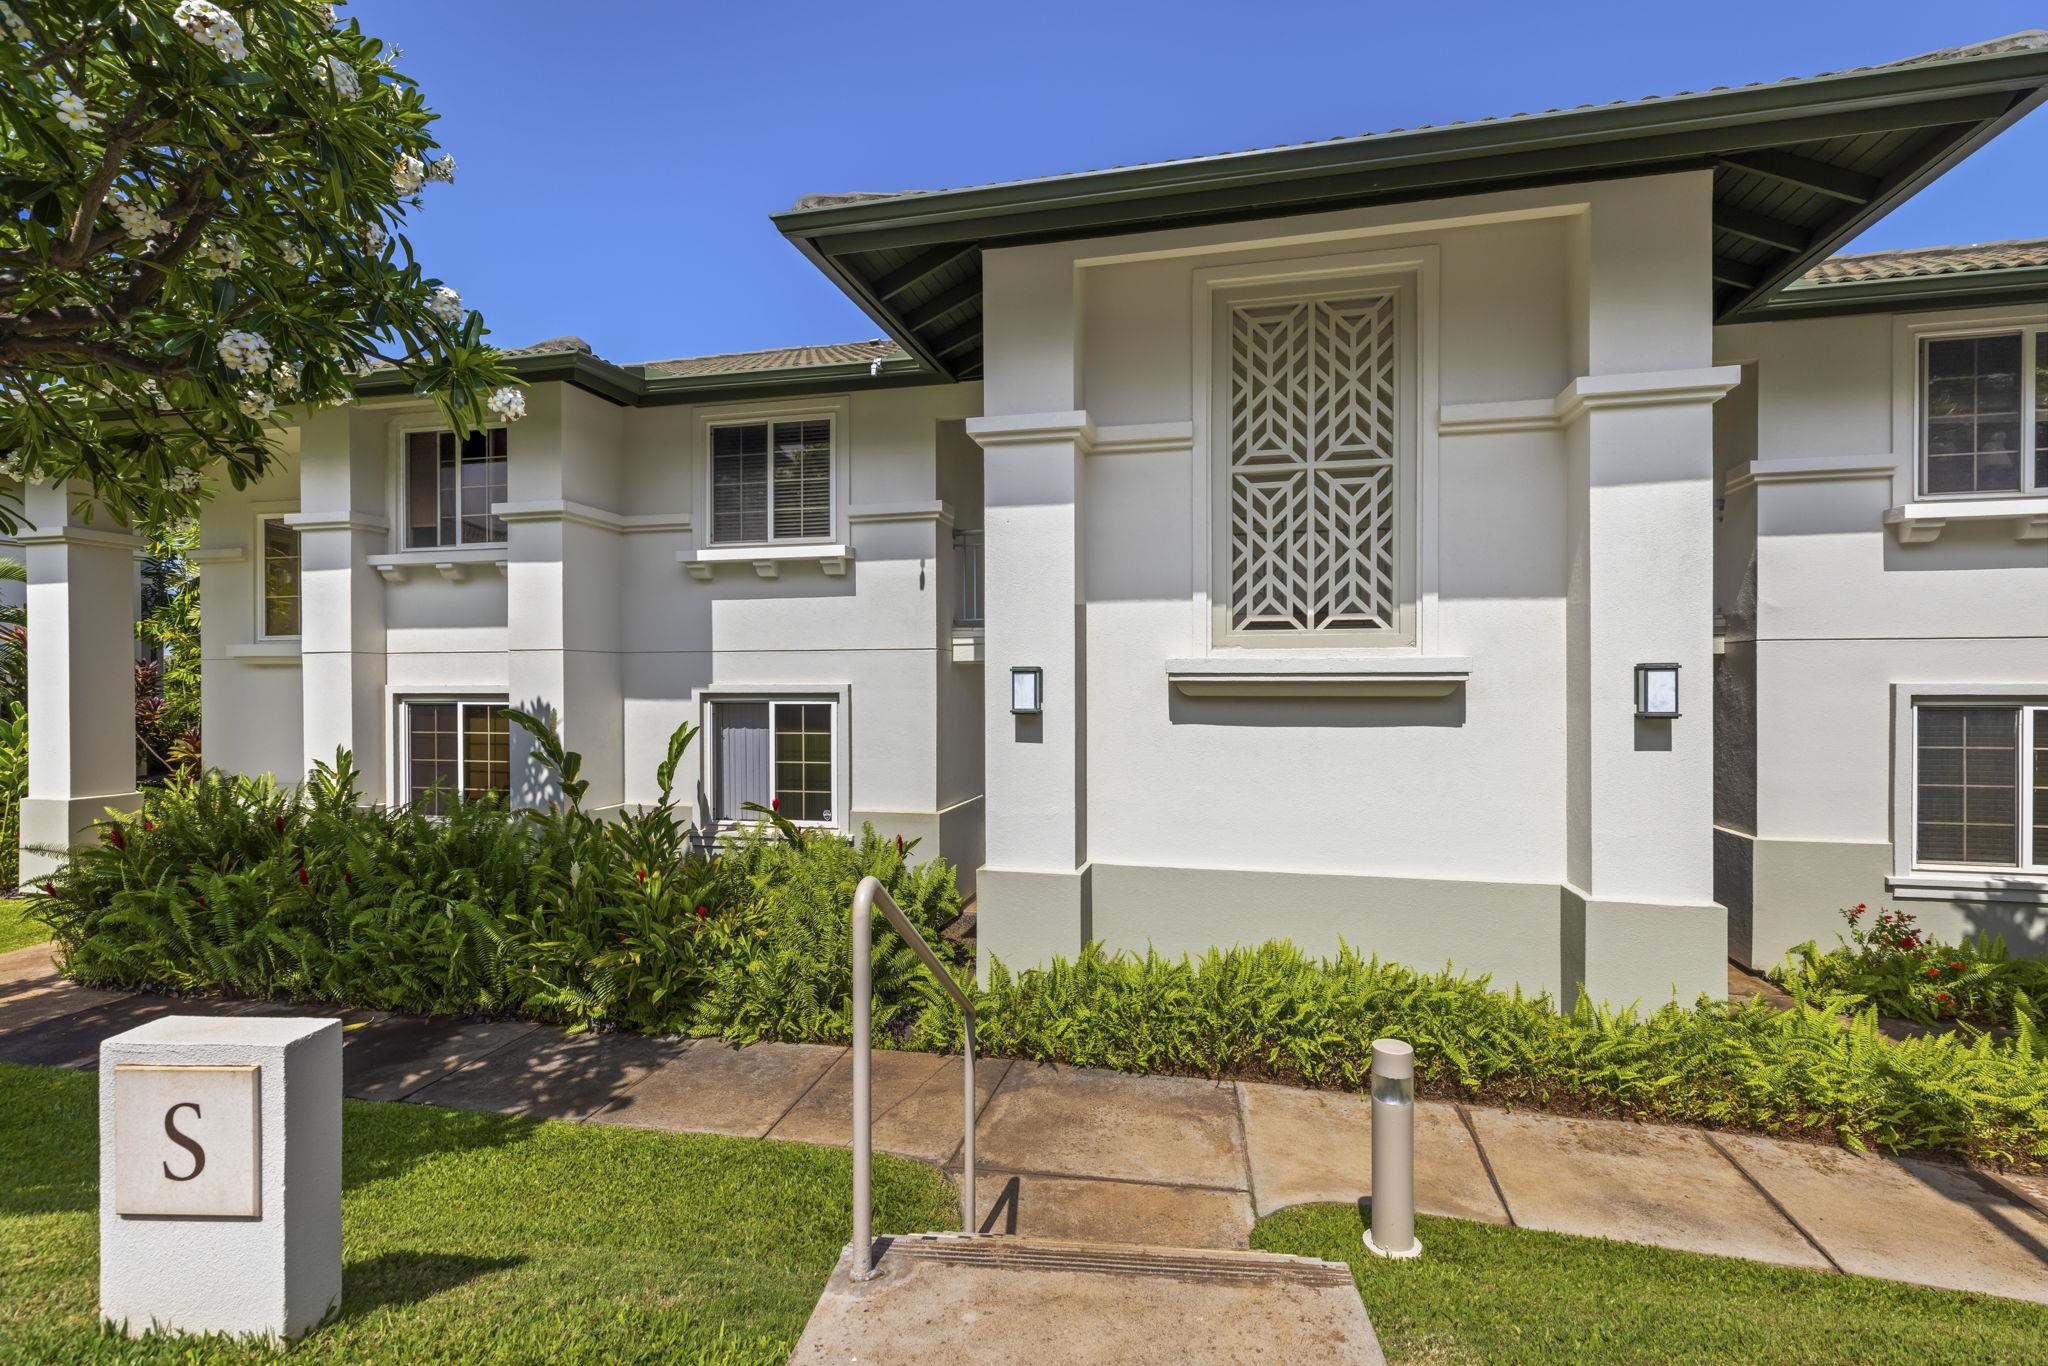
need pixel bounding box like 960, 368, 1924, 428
1227, 294, 1399, 633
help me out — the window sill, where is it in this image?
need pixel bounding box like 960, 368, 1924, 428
678, 544, 852, 580
1166, 654, 1471, 698
1883, 499, 2048, 545
366, 547, 510, 583
227, 642, 302, 666
1887, 872, 2048, 906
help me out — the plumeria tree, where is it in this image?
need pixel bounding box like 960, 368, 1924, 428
0, 0, 525, 532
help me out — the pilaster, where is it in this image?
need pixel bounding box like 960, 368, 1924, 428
18, 480, 142, 880
291, 406, 387, 796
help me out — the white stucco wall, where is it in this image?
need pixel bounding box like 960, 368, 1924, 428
1715, 306, 2048, 962
196, 377, 986, 861
974, 173, 1731, 1004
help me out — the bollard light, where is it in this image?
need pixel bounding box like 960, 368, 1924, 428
1364, 1037, 1422, 1260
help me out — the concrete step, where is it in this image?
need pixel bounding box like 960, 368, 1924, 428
790, 1233, 1383, 1364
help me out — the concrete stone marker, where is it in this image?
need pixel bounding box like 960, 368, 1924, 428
100, 1015, 342, 1342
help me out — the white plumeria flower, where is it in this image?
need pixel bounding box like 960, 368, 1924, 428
240, 391, 275, 420
172, 1, 247, 61
195, 232, 244, 278
1, 2, 33, 43
425, 154, 456, 184
320, 54, 359, 99
317, 4, 339, 25
426, 285, 463, 325
278, 239, 307, 268
109, 193, 171, 241
270, 361, 299, 394
392, 154, 425, 196
217, 330, 274, 376
359, 222, 388, 256
485, 387, 526, 423
165, 467, 204, 495
54, 86, 97, 133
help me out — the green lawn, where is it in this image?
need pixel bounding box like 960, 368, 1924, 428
0, 1062, 957, 1363
1254, 1204, 2048, 1364
0, 897, 50, 953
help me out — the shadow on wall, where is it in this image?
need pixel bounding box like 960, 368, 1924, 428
1166, 691, 1465, 729
1952, 887, 2048, 959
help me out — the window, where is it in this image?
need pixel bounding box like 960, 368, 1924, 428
402, 699, 510, 815
709, 418, 831, 545
1913, 703, 2048, 870
259, 516, 300, 638
711, 698, 835, 825
405, 428, 507, 548
1919, 330, 2048, 496
1220, 285, 1409, 639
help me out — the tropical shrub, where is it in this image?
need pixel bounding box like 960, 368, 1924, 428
0, 704, 23, 888
1774, 903, 2045, 1032
36, 714, 963, 1035
920, 942, 2047, 1166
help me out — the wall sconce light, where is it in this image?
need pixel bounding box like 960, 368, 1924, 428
1010, 666, 1043, 716
1634, 662, 1680, 719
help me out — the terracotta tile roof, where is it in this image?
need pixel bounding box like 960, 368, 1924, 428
789, 31, 2048, 210
1802, 237, 2048, 285
633, 339, 905, 377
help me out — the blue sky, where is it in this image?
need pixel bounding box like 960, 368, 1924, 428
351, 0, 2048, 364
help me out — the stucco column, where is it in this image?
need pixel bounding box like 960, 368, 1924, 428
18, 480, 142, 881
1561, 376, 1737, 1008
291, 407, 387, 798
968, 412, 1092, 977
501, 386, 624, 814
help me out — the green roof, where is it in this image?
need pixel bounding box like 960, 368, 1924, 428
1761, 235, 2048, 317
353, 336, 925, 407
776, 32, 2048, 375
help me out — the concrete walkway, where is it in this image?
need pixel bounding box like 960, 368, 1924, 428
5, 941, 2046, 1304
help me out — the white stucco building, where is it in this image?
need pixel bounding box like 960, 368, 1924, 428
19, 33, 2048, 1003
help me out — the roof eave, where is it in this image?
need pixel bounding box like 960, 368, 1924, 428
351, 351, 948, 409
773, 43, 2048, 249
1742, 265, 2048, 320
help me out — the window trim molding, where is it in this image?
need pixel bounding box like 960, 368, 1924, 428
1889, 682, 2048, 883
690, 682, 851, 833
248, 500, 299, 643
693, 395, 850, 551
1890, 306, 2048, 507
1188, 244, 1440, 657
382, 686, 512, 809
389, 419, 512, 554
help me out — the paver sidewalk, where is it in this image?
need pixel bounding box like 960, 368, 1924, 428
5, 951, 2046, 1304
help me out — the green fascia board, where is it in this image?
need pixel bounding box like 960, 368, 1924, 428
351, 351, 944, 408
1745, 265, 2048, 319
773, 45, 2048, 248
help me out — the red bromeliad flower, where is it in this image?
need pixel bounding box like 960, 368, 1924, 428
1925, 965, 1940, 977
696, 904, 708, 920
143, 820, 155, 832
617, 934, 627, 944
106, 827, 124, 849
1951, 961, 1965, 972
41, 882, 55, 896
896, 835, 904, 856
771, 797, 780, 812
195, 895, 205, 907
296, 866, 309, 886
273, 815, 286, 835
636, 869, 646, 882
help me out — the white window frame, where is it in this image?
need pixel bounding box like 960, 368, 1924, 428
1893, 687, 2048, 879
393, 420, 510, 551
693, 397, 849, 550
1189, 245, 1439, 656
393, 693, 511, 811
695, 685, 850, 832
249, 502, 299, 642
1895, 310, 2048, 503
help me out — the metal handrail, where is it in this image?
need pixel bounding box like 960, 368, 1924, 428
851, 874, 976, 1281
